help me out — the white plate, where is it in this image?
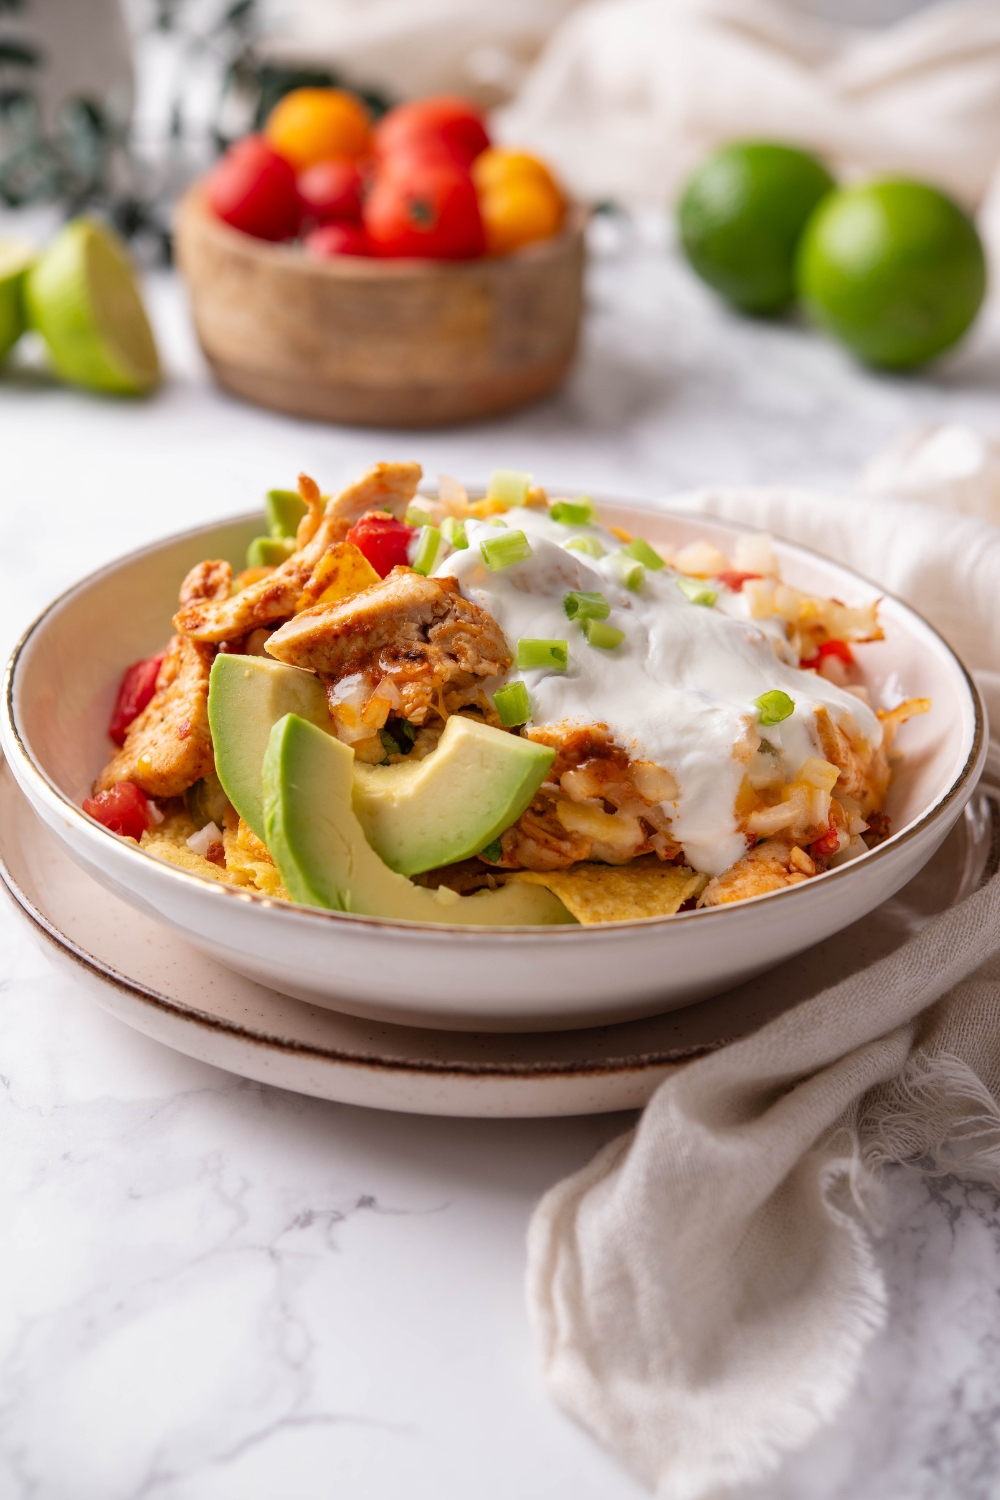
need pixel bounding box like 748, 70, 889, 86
2, 755, 994, 1117
1, 501, 987, 1031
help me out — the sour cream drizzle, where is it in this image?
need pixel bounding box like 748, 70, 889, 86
435, 508, 882, 875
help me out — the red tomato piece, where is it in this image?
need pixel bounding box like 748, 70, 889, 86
800, 639, 854, 670
207, 134, 301, 241
809, 826, 842, 861
304, 222, 371, 258
375, 95, 489, 169
83, 782, 153, 842
716, 571, 762, 592
364, 157, 485, 259
108, 653, 165, 746
297, 159, 364, 225
346, 511, 415, 577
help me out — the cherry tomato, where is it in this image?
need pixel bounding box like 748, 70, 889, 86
801, 639, 854, 669
108, 653, 165, 746
297, 159, 364, 225
265, 87, 372, 171
206, 135, 300, 241
83, 782, 153, 842
716, 571, 762, 592
375, 95, 489, 169
304, 222, 371, 258
364, 157, 485, 259
477, 175, 565, 256
346, 512, 415, 576
472, 147, 560, 197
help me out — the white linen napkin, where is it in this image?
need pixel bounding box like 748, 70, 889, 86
527, 486, 1000, 1498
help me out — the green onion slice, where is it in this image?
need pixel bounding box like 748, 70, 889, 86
246, 535, 296, 568
494, 680, 530, 727
517, 638, 568, 671
755, 690, 794, 726
564, 534, 605, 558
441, 516, 468, 549
405, 503, 434, 529
622, 536, 665, 571
677, 576, 718, 607
563, 589, 610, 622
481, 529, 532, 570
486, 469, 532, 507
550, 495, 596, 525
612, 553, 645, 591
479, 837, 503, 862
411, 525, 442, 576
265, 488, 307, 539
583, 619, 625, 650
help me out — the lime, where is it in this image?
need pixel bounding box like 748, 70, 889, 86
0, 240, 34, 362
678, 142, 835, 315
796, 180, 986, 370
25, 217, 160, 395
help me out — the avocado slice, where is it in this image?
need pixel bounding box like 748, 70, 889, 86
262, 714, 573, 926
353, 715, 554, 876
208, 655, 332, 840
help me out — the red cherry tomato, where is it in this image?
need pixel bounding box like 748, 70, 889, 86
716, 571, 762, 592
800, 639, 854, 670
206, 134, 300, 241
347, 512, 415, 576
375, 95, 490, 169
83, 782, 153, 842
364, 158, 485, 259
297, 159, 364, 225
108, 653, 165, 746
304, 222, 371, 258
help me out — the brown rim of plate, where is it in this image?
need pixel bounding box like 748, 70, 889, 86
2, 500, 988, 938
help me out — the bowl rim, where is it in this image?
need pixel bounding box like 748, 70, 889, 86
2, 499, 987, 939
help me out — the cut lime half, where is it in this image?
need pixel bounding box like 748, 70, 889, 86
26, 217, 160, 395
0, 239, 35, 362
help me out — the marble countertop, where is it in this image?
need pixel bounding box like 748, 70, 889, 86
2, 224, 999, 1499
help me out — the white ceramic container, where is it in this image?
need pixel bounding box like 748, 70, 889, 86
1, 501, 986, 1032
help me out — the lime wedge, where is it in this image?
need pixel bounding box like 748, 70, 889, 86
0, 239, 35, 362
25, 217, 160, 395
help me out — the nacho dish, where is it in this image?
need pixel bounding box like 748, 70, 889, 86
82, 461, 929, 927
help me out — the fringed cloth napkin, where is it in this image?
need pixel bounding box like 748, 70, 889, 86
527, 486, 1000, 1499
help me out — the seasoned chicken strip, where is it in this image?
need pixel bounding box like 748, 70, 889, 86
95, 633, 216, 797
697, 837, 809, 907
173, 462, 423, 643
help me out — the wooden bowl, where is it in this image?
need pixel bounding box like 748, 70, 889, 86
174, 186, 586, 428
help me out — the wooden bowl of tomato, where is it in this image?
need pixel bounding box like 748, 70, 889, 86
174, 90, 586, 429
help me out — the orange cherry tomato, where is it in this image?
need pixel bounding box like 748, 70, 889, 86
206, 134, 301, 240
472, 147, 560, 198
375, 95, 489, 169
478, 174, 565, 256
364, 157, 485, 259
265, 87, 373, 171
297, 159, 364, 225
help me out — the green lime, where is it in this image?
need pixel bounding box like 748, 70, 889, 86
678, 142, 835, 315
796, 180, 986, 370
0, 239, 35, 361
25, 216, 160, 395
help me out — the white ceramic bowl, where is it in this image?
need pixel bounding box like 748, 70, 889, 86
1, 501, 986, 1032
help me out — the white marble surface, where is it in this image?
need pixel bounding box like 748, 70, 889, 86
3, 225, 1000, 1498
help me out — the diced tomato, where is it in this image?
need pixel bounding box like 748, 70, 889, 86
809, 826, 842, 861
375, 95, 490, 170
206, 134, 301, 241
716, 571, 762, 592
108, 653, 165, 746
304, 221, 371, 258
346, 511, 415, 577
83, 782, 153, 842
364, 156, 485, 259
800, 639, 854, 670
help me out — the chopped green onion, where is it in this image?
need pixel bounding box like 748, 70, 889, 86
485, 517, 509, 528
246, 535, 297, 568
622, 536, 665, 571
479, 837, 503, 862
441, 516, 468, 549
563, 589, 610, 622
486, 469, 532, 507
550, 495, 596, 525
405, 503, 435, 529
494, 680, 531, 727
380, 728, 401, 758
481, 529, 532, 570
584, 619, 625, 650
265, 488, 307, 539
611, 553, 645, 591
755, 690, 794, 726
677, 576, 718, 607
564, 534, 605, 558
517, 638, 568, 671
411, 525, 442, 576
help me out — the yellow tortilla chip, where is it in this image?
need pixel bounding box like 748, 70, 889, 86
513, 860, 709, 924
296, 542, 379, 612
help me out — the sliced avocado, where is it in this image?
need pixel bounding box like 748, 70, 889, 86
263, 714, 573, 926
266, 488, 307, 539
208, 655, 331, 840
353, 715, 554, 876
246, 535, 296, 568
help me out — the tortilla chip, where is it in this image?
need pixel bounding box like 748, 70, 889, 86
296, 542, 379, 612
513, 859, 709, 924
